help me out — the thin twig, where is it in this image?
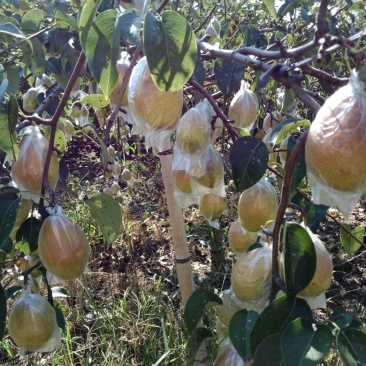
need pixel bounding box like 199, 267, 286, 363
269, 129, 309, 301
39, 52, 86, 207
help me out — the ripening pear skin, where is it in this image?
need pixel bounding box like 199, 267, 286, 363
128, 57, 183, 131
8, 293, 60, 352
176, 99, 215, 154
231, 245, 272, 302
173, 170, 192, 193
11, 127, 59, 197
192, 147, 224, 188
228, 218, 258, 253
305, 77, 366, 193
298, 237, 333, 297
228, 80, 259, 130
38, 207, 90, 281
200, 193, 227, 221
121, 168, 132, 182
238, 180, 278, 232
23, 88, 40, 113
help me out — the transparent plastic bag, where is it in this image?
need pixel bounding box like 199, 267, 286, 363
228, 80, 259, 131
128, 56, 183, 152
7, 287, 61, 355
305, 71, 366, 217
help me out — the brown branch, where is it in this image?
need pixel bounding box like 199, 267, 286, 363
198, 40, 322, 114
269, 129, 309, 302
315, 0, 330, 39
106, 47, 142, 143
300, 63, 348, 87
188, 78, 239, 141
40, 51, 86, 206
193, 5, 217, 33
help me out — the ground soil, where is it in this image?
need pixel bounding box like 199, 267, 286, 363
63, 130, 366, 321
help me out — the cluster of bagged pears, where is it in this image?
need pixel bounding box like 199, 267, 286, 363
10, 34, 365, 360
8, 124, 91, 353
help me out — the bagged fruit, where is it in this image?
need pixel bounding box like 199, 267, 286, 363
109, 51, 130, 107
280, 224, 333, 309
228, 80, 259, 131
238, 179, 278, 233
7, 287, 61, 355
231, 244, 272, 304
228, 218, 258, 255
173, 99, 216, 177
199, 192, 227, 228
305, 71, 366, 217
38, 205, 90, 283
11, 126, 59, 202
128, 56, 183, 152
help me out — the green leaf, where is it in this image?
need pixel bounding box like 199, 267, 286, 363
78, 0, 103, 50
20, 37, 46, 78
4, 285, 22, 300
83, 193, 123, 245
55, 10, 79, 32
0, 191, 20, 248
340, 224, 364, 255
283, 222, 316, 295
81, 94, 110, 109
0, 95, 19, 160
229, 136, 269, 192
303, 203, 329, 232
269, 119, 311, 148
263, 0, 277, 20
0, 22, 25, 39
51, 287, 69, 298
85, 9, 120, 97
21, 9, 45, 33
144, 11, 197, 92
186, 327, 213, 366
250, 294, 296, 355
214, 58, 245, 96
281, 318, 314, 365
336, 329, 366, 366
81, 124, 108, 169
0, 284, 6, 341
0, 237, 13, 253
0, 79, 8, 102
330, 307, 354, 329
302, 324, 333, 365
4, 65, 22, 95
15, 217, 42, 254
118, 11, 141, 46
286, 136, 307, 195
184, 288, 222, 334
229, 309, 259, 360
193, 54, 206, 86
253, 333, 283, 366
53, 300, 66, 331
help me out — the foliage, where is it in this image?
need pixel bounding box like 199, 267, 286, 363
0, 0, 366, 364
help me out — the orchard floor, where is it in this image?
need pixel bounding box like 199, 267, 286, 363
1, 133, 365, 365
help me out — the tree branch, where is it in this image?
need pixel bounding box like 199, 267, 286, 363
269, 129, 309, 301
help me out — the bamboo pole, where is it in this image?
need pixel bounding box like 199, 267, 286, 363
159, 151, 195, 306
159, 150, 209, 365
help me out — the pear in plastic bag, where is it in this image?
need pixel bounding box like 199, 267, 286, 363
8, 288, 61, 355
305, 71, 366, 217
128, 56, 183, 152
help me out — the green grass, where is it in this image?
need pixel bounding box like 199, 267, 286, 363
1, 277, 192, 366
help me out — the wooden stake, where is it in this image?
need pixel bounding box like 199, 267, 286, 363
159, 151, 209, 365
159, 152, 195, 306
